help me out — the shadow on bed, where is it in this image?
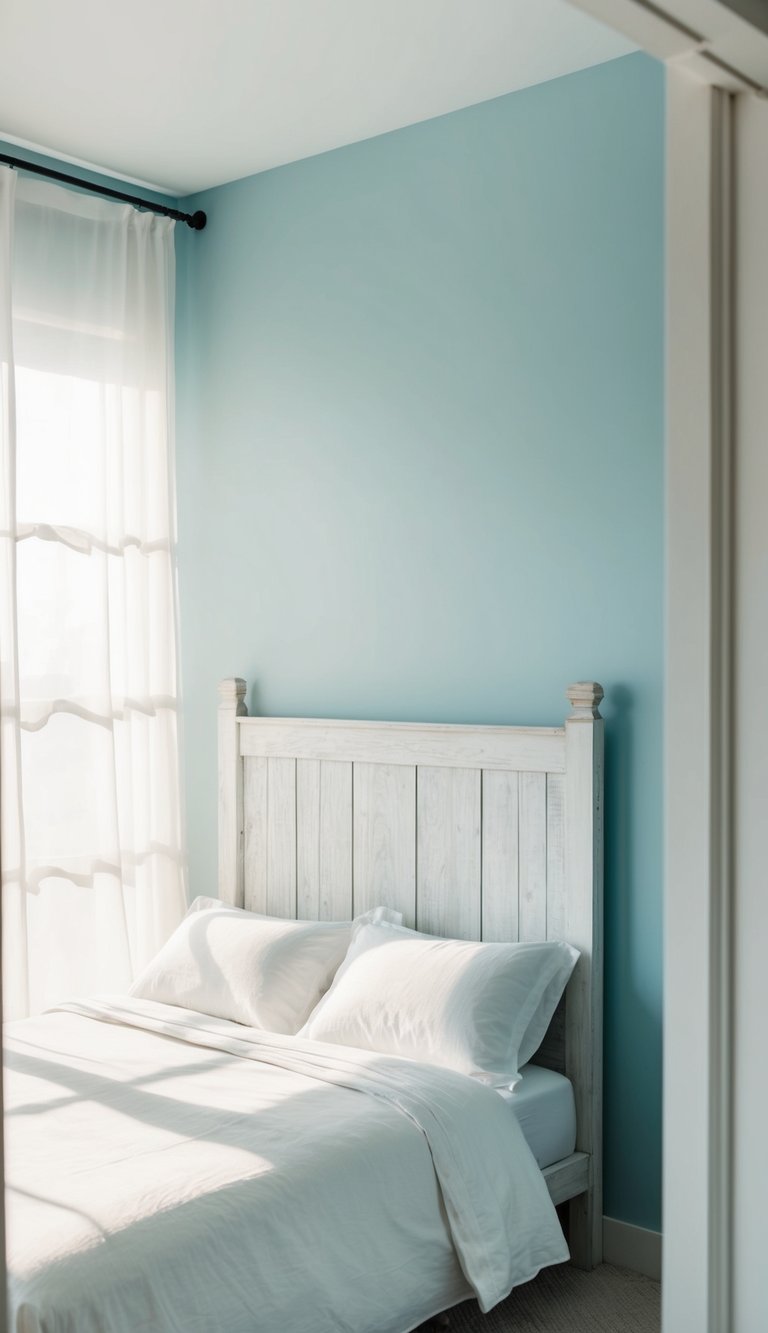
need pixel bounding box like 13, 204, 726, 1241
4, 1041, 342, 1168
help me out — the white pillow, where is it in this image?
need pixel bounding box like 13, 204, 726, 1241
298, 920, 578, 1088
129, 900, 402, 1035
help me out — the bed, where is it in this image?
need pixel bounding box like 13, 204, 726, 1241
4, 678, 604, 1332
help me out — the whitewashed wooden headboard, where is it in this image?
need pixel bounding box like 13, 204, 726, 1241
217, 679, 604, 1268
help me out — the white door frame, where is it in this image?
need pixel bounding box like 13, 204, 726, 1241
664, 73, 768, 1333
729, 91, 768, 1333
571, 4, 768, 1330
665, 69, 735, 1333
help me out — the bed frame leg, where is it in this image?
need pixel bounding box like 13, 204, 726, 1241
568, 1186, 602, 1270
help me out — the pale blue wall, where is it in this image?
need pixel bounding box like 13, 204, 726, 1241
177, 51, 665, 1232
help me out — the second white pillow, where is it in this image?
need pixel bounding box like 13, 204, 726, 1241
298, 920, 578, 1087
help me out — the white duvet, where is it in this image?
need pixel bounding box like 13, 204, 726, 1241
4, 997, 569, 1333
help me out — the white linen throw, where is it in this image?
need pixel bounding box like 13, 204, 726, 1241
5, 997, 568, 1332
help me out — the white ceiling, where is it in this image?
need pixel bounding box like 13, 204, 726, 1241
0, 0, 634, 197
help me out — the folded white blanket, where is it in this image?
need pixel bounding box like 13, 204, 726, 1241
5, 996, 568, 1333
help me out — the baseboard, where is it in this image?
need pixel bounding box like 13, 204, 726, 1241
602, 1216, 662, 1281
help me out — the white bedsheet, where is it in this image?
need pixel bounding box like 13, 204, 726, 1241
499, 1063, 577, 1169
5, 997, 568, 1333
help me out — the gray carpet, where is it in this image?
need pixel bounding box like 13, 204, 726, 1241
421, 1263, 660, 1333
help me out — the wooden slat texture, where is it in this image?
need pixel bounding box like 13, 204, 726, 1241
481, 770, 519, 942
353, 763, 416, 925
519, 771, 547, 940
318, 760, 353, 919
417, 767, 481, 938
266, 757, 297, 918
239, 717, 565, 773
542, 1152, 590, 1207
296, 760, 320, 919
546, 771, 566, 940
243, 756, 268, 913
297, 760, 353, 920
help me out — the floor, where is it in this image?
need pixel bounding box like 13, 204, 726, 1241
421, 1263, 660, 1332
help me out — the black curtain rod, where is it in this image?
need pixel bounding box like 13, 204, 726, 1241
0, 151, 206, 230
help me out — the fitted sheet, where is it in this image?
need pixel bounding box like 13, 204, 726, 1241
5, 997, 568, 1333
498, 1062, 577, 1169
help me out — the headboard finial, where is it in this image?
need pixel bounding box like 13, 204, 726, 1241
218, 677, 248, 716
566, 681, 604, 719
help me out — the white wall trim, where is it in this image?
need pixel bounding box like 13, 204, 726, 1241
730, 91, 768, 1333
664, 68, 735, 1333
603, 1217, 662, 1282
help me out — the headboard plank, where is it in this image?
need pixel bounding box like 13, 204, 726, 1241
416, 767, 481, 940
296, 759, 353, 921
352, 763, 416, 925
265, 757, 297, 918
296, 760, 321, 919
519, 771, 547, 941
545, 772, 566, 941
480, 770, 520, 942
321, 762, 353, 920
243, 756, 267, 913
239, 718, 565, 772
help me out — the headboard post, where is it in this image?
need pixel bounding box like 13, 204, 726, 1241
564, 681, 604, 1269
218, 678, 247, 907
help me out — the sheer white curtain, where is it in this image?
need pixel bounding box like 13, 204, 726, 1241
0, 166, 187, 1020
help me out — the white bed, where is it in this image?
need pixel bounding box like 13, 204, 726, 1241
4, 679, 603, 1332
5, 999, 570, 1333
217, 674, 604, 1263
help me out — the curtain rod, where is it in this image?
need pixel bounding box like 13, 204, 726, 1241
0, 151, 206, 230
